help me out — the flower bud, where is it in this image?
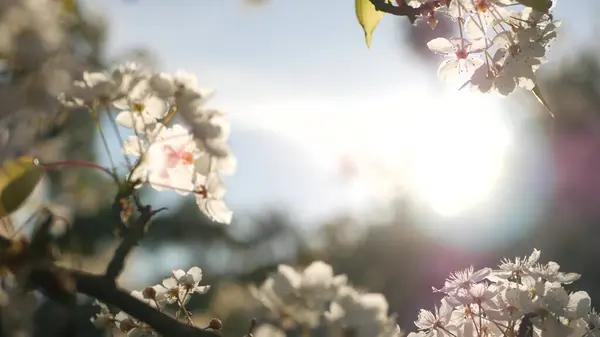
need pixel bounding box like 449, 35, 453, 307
143, 286, 156, 299
208, 318, 222, 331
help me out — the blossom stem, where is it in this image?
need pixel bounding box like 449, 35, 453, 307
106, 107, 133, 169
90, 107, 117, 171
177, 292, 195, 327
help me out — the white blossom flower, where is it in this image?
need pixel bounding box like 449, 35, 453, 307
252, 261, 348, 328
170, 266, 211, 294
327, 286, 402, 337
413, 298, 459, 337
124, 124, 198, 194
490, 249, 541, 283
434, 266, 491, 294
114, 79, 168, 134
530, 261, 580, 285
194, 172, 233, 224
427, 38, 484, 81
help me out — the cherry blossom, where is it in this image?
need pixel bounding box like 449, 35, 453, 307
427, 37, 485, 81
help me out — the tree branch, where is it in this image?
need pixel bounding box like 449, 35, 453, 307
368, 0, 451, 24
28, 267, 219, 337
0, 203, 216, 337
105, 204, 155, 280
368, 0, 420, 23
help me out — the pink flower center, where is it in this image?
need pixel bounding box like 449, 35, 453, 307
456, 49, 469, 59
163, 144, 195, 168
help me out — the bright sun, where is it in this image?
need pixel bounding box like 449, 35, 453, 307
408, 99, 512, 216
236, 85, 514, 217
341, 89, 514, 216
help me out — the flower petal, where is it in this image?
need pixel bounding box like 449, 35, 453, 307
427, 38, 456, 55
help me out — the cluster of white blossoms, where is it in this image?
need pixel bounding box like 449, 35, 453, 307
408, 0, 559, 96
87, 250, 600, 337
251, 261, 402, 337
91, 267, 210, 336
59, 64, 236, 224
408, 249, 599, 337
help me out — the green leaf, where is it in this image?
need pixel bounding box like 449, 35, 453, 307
356, 0, 386, 48
532, 85, 555, 118
0, 156, 45, 217
515, 0, 550, 13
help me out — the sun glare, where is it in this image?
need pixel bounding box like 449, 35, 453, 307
235, 85, 514, 217
342, 89, 514, 216
409, 100, 512, 216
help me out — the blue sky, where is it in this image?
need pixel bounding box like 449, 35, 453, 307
85, 0, 597, 230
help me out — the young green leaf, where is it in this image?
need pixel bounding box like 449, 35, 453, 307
532, 85, 555, 118
0, 156, 45, 217
515, 0, 551, 13
356, 0, 386, 48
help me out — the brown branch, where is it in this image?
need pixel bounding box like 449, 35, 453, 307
368, 0, 420, 23
28, 267, 219, 337
105, 204, 157, 280
0, 203, 217, 337
368, 0, 451, 24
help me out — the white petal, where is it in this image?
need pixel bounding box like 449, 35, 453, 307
169, 166, 195, 195
567, 291, 591, 319
427, 38, 456, 55
123, 136, 144, 156
144, 96, 168, 120
437, 59, 461, 81
492, 32, 513, 47
465, 16, 486, 41
193, 285, 211, 294
172, 269, 186, 281
162, 277, 177, 289
116, 111, 135, 129
83, 72, 111, 87
187, 266, 203, 283
302, 261, 334, 285
197, 198, 233, 224
462, 58, 484, 75
148, 171, 171, 192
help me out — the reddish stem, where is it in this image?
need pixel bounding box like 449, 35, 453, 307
41, 160, 115, 178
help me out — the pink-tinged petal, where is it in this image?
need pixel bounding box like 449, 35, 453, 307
427, 38, 456, 55
469, 38, 487, 53
437, 59, 461, 81
148, 171, 170, 191
168, 166, 195, 195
